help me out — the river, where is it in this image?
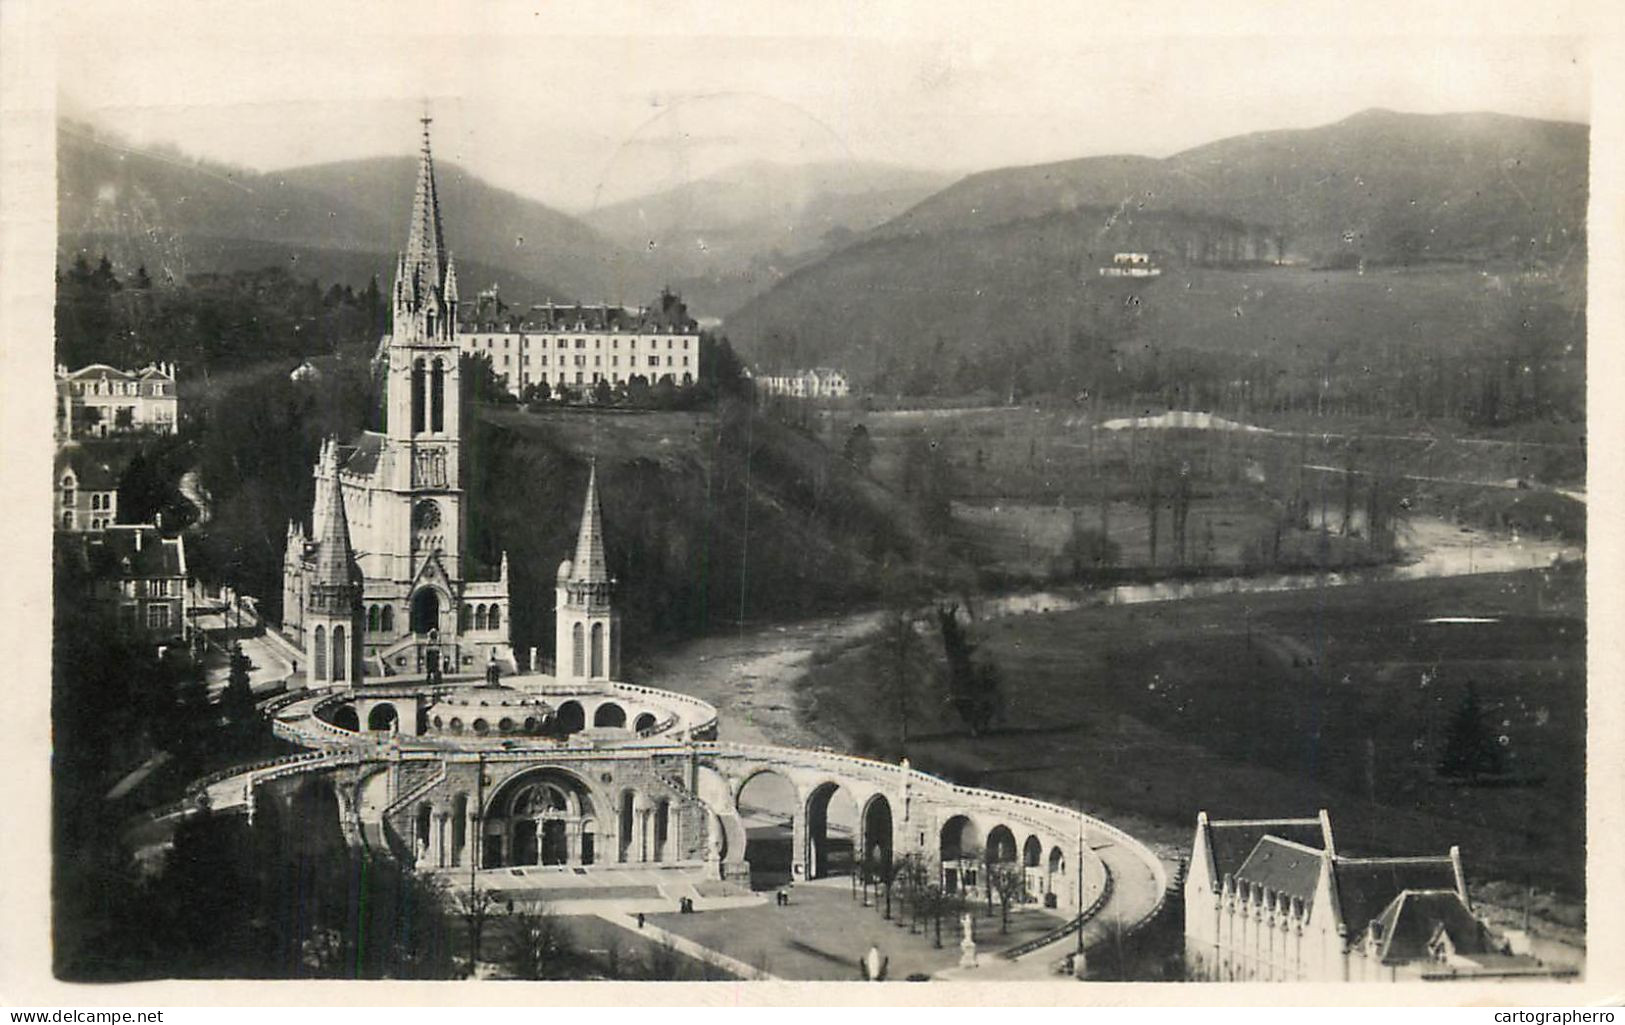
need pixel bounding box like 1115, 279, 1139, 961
641, 515, 1581, 749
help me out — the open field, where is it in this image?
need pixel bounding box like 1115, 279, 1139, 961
797, 565, 1586, 914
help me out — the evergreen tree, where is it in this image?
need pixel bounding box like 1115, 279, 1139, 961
1438, 682, 1504, 781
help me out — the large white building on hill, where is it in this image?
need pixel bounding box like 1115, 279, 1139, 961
459, 286, 701, 398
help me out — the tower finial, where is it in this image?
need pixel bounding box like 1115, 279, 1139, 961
568, 460, 610, 584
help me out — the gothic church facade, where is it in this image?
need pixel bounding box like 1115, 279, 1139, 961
283, 120, 512, 682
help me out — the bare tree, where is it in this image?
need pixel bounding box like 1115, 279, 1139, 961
503, 905, 576, 981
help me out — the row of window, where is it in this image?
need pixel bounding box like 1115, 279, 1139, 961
518, 370, 694, 388
471, 336, 691, 351
118, 602, 172, 629
498, 353, 691, 369
99, 577, 175, 597
68, 381, 170, 397
362, 603, 502, 632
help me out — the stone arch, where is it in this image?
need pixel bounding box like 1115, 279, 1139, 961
482, 766, 604, 870
367, 703, 399, 732
861, 794, 894, 872
556, 700, 585, 734
368, 605, 380, 632
475, 604, 488, 630
1049, 846, 1065, 876
331, 626, 347, 682
694, 765, 745, 868
488, 605, 501, 631
940, 814, 982, 894
410, 588, 441, 635
633, 712, 658, 734
1024, 834, 1043, 867
987, 824, 1019, 863
617, 789, 637, 863
411, 358, 427, 434
736, 768, 799, 889
313, 625, 326, 679
430, 358, 446, 433
805, 781, 860, 879
381, 605, 394, 633
460, 603, 473, 631
571, 622, 585, 676
653, 799, 672, 862
331, 705, 360, 732
590, 622, 604, 677
593, 702, 626, 729
451, 792, 469, 867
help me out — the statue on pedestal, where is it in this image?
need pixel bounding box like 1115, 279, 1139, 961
958, 912, 978, 968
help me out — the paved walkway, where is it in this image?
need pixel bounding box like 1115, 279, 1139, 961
595, 911, 778, 980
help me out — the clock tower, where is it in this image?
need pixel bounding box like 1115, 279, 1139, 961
283, 117, 512, 684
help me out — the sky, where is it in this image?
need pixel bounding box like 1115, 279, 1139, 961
54, 0, 1593, 213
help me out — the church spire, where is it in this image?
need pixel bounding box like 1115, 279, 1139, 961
314, 455, 356, 589
403, 116, 446, 299
569, 460, 610, 584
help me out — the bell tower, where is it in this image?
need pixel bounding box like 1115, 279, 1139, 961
383, 117, 464, 583
555, 462, 620, 681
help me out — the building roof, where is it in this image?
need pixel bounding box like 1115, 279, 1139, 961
1234, 835, 1324, 904
314, 461, 357, 588
339, 432, 386, 478
55, 443, 120, 491
462, 293, 698, 335
1205, 817, 1329, 886
567, 461, 611, 585
87, 525, 185, 579
403, 118, 447, 303
1332, 857, 1462, 937
1366, 889, 1489, 964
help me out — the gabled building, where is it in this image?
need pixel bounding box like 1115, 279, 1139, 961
282, 119, 512, 682
72, 524, 189, 642
755, 367, 851, 399
54, 443, 120, 532
56, 362, 179, 439
1184, 810, 1570, 981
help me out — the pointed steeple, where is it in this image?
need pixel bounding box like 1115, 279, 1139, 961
570, 460, 610, 584
403, 116, 446, 298
444, 253, 459, 304
314, 457, 356, 588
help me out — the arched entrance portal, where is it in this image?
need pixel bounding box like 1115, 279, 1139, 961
736, 770, 798, 889
805, 782, 859, 879
410, 589, 440, 635
940, 815, 982, 895
861, 795, 894, 876
482, 769, 598, 869
367, 703, 399, 732
331, 705, 360, 732
556, 701, 585, 734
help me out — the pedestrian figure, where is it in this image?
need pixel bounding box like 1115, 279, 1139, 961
637, 912, 645, 929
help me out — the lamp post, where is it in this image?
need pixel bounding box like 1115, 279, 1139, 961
1076, 805, 1086, 962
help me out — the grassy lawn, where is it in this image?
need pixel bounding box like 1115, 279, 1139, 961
645, 881, 1064, 980
799, 565, 1585, 915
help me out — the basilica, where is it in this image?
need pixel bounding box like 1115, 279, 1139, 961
282, 120, 513, 683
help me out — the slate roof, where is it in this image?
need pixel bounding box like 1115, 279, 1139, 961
1332, 858, 1461, 938
1234, 835, 1324, 904
87, 525, 185, 578
568, 462, 611, 585
1206, 818, 1327, 886
1366, 889, 1488, 964
462, 294, 698, 334
55, 443, 119, 491
339, 433, 386, 477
